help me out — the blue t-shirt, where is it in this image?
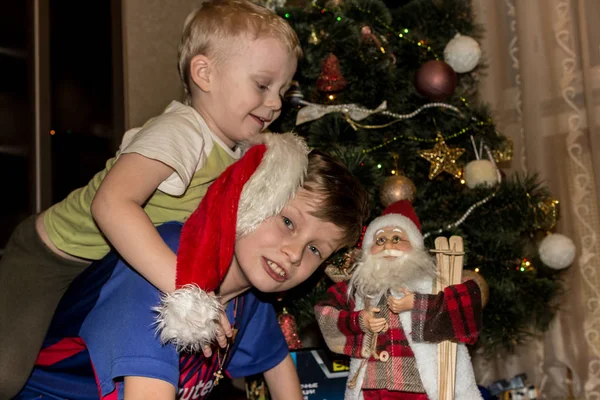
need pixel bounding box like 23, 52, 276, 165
19, 222, 288, 400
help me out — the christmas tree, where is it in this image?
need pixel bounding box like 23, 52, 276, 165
267, 0, 572, 356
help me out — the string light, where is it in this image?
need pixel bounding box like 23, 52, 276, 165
353, 5, 439, 59
363, 120, 492, 153
308, 3, 438, 58
519, 258, 534, 272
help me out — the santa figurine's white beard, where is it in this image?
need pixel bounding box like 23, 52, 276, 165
349, 247, 438, 300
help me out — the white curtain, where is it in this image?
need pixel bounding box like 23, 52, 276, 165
471, 1, 600, 398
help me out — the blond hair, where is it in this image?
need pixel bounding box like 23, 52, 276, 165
178, 0, 302, 104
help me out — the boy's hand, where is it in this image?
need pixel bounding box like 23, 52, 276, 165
202, 308, 232, 358
361, 308, 388, 333
387, 290, 415, 314
216, 311, 233, 348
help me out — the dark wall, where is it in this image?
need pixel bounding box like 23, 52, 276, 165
49, 0, 120, 203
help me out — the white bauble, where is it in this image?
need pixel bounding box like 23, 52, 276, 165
539, 233, 576, 270
464, 160, 498, 189
443, 33, 482, 73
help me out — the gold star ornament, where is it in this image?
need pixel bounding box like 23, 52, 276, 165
419, 133, 465, 179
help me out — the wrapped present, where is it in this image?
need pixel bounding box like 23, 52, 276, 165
291, 348, 349, 400
245, 348, 349, 400
503, 385, 539, 400
488, 373, 539, 400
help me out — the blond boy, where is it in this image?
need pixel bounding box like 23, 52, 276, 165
0, 1, 301, 396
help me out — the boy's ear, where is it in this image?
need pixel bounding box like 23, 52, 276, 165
189, 54, 212, 92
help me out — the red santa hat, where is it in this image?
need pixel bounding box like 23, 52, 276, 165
154, 132, 309, 352
361, 200, 424, 252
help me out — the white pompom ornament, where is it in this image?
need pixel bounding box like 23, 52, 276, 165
539, 233, 576, 270
464, 159, 498, 189
443, 33, 482, 73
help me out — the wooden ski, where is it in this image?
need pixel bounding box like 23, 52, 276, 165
433, 236, 464, 400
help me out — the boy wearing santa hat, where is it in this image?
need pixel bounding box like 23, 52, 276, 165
18, 134, 370, 400
315, 200, 484, 400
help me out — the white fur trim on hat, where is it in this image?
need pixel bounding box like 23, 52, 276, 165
362, 214, 424, 252
153, 285, 222, 353
237, 132, 310, 237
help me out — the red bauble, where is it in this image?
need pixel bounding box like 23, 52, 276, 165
316, 53, 348, 93
413, 60, 457, 101
278, 308, 303, 350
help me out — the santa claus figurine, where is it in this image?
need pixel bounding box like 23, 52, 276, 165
315, 200, 483, 400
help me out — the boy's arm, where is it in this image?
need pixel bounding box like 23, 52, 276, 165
91, 153, 177, 292
123, 376, 176, 400
227, 297, 289, 379
411, 279, 482, 344
263, 354, 303, 400
314, 281, 366, 358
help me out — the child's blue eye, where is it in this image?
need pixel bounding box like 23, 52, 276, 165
308, 245, 322, 258
282, 216, 294, 229
256, 82, 269, 91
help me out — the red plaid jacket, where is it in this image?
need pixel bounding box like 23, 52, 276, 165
314, 280, 482, 393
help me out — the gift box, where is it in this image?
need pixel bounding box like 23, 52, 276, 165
246, 347, 349, 400
291, 348, 349, 400
488, 373, 539, 400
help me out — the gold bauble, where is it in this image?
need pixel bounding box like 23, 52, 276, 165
379, 175, 417, 207
462, 270, 490, 308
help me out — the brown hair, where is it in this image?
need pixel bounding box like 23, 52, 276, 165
303, 150, 370, 249
178, 0, 303, 104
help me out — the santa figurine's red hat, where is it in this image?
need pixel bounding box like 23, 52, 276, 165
361, 200, 424, 251
154, 132, 309, 352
